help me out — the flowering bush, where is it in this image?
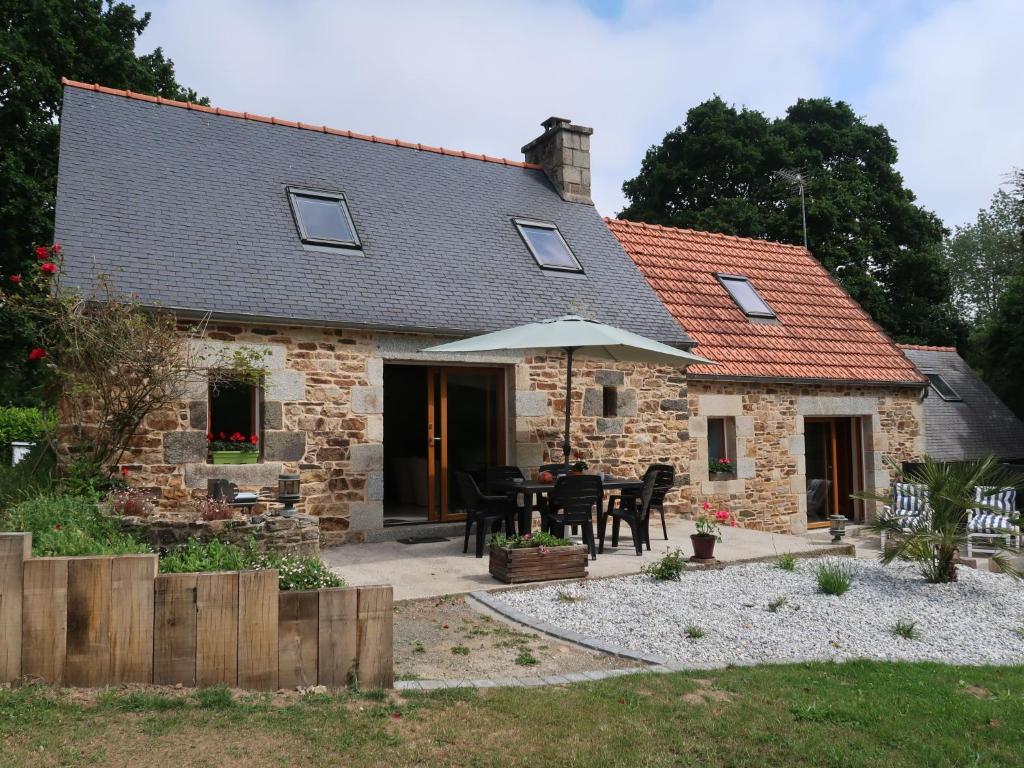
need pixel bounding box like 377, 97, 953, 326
208, 431, 259, 453
709, 457, 734, 474
105, 487, 156, 518
489, 531, 574, 549
194, 495, 235, 521
694, 501, 736, 541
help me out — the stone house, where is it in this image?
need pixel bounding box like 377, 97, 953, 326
54, 79, 925, 542
609, 220, 927, 533
54, 80, 696, 544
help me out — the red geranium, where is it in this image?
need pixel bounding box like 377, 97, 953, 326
28, 347, 47, 361
250, 434, 259, 445
40, 262, 58, 275
206, 432, 214, 442
8, 274, 21, 284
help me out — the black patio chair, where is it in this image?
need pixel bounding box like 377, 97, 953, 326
543, 474, 603, 560
485, 465, 536, 535
611, 464, 675, 541
455, 471, 516, 558
599, 471, 658, 555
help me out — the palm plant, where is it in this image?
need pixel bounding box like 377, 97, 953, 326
855, 455, 1021, 583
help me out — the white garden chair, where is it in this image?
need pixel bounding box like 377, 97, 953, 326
879, 482, 931, 549
966, 487, 1020, 557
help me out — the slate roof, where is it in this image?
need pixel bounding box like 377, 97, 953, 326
54, 80, 690, 345
899, 346, 1024, 462
607, 218, 925, 385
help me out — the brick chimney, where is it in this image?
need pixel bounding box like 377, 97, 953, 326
521, 116, 593, 205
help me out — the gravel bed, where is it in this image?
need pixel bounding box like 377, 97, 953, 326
492, 559, 1024, 667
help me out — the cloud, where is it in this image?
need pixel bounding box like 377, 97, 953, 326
139, 0, 865, 216
865, 0, 1024, 226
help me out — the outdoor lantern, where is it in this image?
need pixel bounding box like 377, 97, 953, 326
277, 473, 301, 517
828, 514, 848, 543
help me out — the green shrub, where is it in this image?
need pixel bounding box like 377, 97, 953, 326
641, 548, 687, 581
0, 406, 55, 446
514, 649, 539, 666
776, 552, 797, 571
489, 531, 573, 549
891, 619, 920, 640
816, 559, 854, 596
0, 453, 55, 510
3, 494, 148, 556
684, 625, 705, 639
158, 538, 344, 591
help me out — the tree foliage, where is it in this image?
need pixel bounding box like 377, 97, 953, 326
621, 97, 962, 345
0, 0, 205, 404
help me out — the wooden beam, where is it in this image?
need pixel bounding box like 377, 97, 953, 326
21, 557, 68, 684
0, 533, 31, 683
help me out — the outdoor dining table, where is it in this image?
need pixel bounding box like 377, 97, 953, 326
492, 476, 643, 536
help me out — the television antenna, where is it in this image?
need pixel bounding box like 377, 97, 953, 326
774, 169, 809, 250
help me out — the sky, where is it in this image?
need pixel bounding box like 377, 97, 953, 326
135, 0, 1022, 229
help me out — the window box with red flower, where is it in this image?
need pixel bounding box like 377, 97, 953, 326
708, 456, 735, 481
208, 432, 260, 464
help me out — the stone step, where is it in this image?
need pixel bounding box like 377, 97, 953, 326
364, 520, 465, 543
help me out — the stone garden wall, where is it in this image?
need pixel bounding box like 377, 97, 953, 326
120, 513, 320, 557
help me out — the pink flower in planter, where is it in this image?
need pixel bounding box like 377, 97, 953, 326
702, 501, 711, 511
715, 509, 730, 522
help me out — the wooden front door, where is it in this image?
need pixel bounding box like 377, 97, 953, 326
426, 367, 506, 522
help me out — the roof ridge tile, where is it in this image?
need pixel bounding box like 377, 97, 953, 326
61, 77, 543, 171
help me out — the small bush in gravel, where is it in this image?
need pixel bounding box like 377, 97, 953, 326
515, 649, 539, 666
410, 640, 425, 654
555, 590, 585, 603
451, 645, 470, 656
816, 559, 854, 596
641, 548, 687, 581
767, 597, 788, 613
891, 620, 920, 640
684, 625, 705, 639
776, 553, 797, 571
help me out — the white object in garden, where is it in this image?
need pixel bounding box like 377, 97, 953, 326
10, 441, 34, 466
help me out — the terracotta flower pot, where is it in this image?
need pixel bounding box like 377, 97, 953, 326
690, 534, 717, 560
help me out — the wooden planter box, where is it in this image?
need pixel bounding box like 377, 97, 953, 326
489, 544, 588, 584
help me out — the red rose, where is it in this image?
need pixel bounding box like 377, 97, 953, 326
28, 347, 47, 361
35, 246, 48, 259
51, 243, 62, 253
8, 274, 21, 284
121, 466, 130, 476
40, 262, 58, 275
250, 434, 259, 445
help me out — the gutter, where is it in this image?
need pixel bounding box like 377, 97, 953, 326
685, 372, 928, 390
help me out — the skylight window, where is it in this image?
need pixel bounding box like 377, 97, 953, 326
926, 373, 962, 402
716, 274, 776, 319
287, 188, 360, 248
514, 219, 583, 272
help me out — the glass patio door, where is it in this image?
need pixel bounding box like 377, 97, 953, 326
426, 367, 506, 521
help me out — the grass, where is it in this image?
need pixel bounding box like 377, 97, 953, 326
514, 648, 539, 666
816, 559, 854, 596
891, 620, 921, 640
684, 624, 705, 639
2, 662, 1023, 766
776, 552, 797, 571
1, 494, 149, 557
450, 646, 470, 656
555, 589, 585, 603
767, 597, 788, 613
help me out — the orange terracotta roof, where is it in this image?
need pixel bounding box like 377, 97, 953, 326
60, 78, 543, 170
607, 218, 926, 385
897, 344, 957, 352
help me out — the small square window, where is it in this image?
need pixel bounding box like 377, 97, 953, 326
514, 219, 583, 272
926, 373, 961, 402
717, 274, 776, 319
288, 187, 360, 248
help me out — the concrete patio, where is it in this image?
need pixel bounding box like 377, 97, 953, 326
321, 517, 849, 601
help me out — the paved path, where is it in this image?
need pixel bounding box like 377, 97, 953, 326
322, 517, 847, 601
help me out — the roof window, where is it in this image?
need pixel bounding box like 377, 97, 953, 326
926, 373, 962, 402
716, 274, 776, 319
514, 219, 582, 272
288, 187, 360, 248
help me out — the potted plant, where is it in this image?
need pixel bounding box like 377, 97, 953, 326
208, 431, 260, 464
690, 502, 735, 560
571, 451, 589, 475
708, 457, 734, 481
488, 531, 588, 583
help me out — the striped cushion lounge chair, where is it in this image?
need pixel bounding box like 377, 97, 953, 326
966, 487, 1019, 557
879, 482, 931, 548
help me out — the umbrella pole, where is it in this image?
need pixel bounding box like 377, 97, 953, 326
562, 347, 577, 466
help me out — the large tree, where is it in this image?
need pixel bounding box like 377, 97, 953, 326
944, 188, 1024, 323
621, 97, 962, 346
0, 0, 205, 404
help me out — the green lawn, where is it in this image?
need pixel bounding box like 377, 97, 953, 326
2, 662, 1022, 767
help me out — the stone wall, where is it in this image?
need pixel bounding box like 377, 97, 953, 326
121, 513, 320, 557
684, 379, 925, 534
86, 322, 692, 546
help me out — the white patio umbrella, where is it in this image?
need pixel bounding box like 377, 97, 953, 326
422, 315, 715, 465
